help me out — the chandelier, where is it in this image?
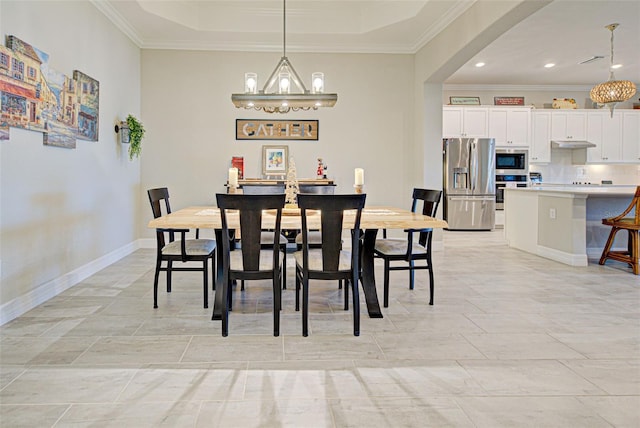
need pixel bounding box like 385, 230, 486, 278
589, 23, 637, 116
231, 0, 337, 114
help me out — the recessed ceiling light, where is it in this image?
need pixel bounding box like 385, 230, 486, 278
611, 64, 623, 69
475, 62, 485, 68
544, 63, 555, 68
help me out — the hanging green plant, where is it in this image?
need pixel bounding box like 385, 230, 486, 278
126, 114, 145, 160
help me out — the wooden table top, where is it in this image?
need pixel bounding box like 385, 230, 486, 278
148, 206, 448, 230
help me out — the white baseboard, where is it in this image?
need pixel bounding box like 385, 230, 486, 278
537, 245, 588, 267
0, 240, 141, 325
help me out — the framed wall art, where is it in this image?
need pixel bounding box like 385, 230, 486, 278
262, 145, 288, 176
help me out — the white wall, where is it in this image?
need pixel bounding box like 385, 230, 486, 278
139, 50, 415, 239
0, 1, 141, 322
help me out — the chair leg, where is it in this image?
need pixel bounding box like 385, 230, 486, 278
352, 273, 360, 337
166, 260, 173, 292
629, 230, 639, 275
295, 267, 301, 312
220, 278, 229, 337
427, 252, 435, 305
409, 260, 415, 290
344, 279, 349, 311
282, 247, 287, 290
383, 259, 390, 308
153, 259, 161, 309
211, 251, 216, 291
599, 227, 619, 265
302, 277, 309, 337
273, 274, 281, 337
203, 260, 208, 309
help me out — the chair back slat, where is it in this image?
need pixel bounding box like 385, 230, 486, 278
298, 194, 366, 272
241, 184, 285, 194
216, 193, 285, 271
298, 184, 336, 195
411, 188, 442, 247
147, 187, 173, 247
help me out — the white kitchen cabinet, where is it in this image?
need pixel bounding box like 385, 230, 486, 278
622, 111, 640, 163
550, 111, 587, 141
586, 111, 623, 163
443, 106, 489, 138
489, 107, 531, 147
530, 111, 551, 163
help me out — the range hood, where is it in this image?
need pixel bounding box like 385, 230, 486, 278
551, 140, 596, 149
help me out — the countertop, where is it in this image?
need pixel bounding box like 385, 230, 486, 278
506, 184, 637, 196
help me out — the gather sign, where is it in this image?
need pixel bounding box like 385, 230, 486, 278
236, 119, 318, 141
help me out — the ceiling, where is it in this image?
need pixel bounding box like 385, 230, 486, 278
96, 0, 639, 87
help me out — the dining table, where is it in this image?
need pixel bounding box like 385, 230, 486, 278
148, 205, 448, 319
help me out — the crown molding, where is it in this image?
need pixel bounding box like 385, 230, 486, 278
443, 84, 596, 92
90, 0, 144, 48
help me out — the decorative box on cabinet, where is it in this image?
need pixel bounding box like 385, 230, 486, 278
530, 111, 551, 163
489, 107, 531, 147
443, 106, 489, 138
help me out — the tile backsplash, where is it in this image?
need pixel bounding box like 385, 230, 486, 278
530, 149, 640, 185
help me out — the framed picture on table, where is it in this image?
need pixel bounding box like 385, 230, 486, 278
262, 145, 288, 176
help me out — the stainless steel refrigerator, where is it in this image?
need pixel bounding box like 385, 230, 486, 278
443, 138, 496, 230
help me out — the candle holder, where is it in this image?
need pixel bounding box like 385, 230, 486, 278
354, 184, 364, 194
227, 184, 239, 194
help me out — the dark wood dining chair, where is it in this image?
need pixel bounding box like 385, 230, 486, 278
216, 193, 286, 337
240, 183, 289, 289
373, 188, 442, 307
599, 186, 640, 275
294, 193, 366, 337
147, 187, 216, 309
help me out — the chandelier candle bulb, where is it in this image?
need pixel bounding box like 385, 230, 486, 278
228, 167, 239, 188
354, 168, 364, 186
245, 73, 258, 94
312, 72, 324, 93
279, 72, 290, 94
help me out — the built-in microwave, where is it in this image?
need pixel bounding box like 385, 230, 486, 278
496, 149, 528, 174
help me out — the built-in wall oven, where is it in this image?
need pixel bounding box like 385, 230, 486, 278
495, 149, 529, 210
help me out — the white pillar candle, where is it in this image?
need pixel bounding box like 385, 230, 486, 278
354, 168, 364, 186
228, 167, 239, 187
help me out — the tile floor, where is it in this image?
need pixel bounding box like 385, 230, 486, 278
1, 231, 639, 427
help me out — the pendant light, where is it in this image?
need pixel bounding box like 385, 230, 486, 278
231, 0, 337, 114
589, 23, 637, 116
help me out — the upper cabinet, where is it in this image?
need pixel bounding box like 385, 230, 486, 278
550, 111, 587, 141
442, 107, 639, 164
586, 111, 623, 163
586, 110, 639, 164
443, 106, 489, 138
488, 107, 531, 147
530, 111, 551, 163
622, 111, 640, 163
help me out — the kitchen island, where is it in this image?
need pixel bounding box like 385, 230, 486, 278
504, 185, 637, 267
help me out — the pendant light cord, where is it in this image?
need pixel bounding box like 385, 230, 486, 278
607, 23, 618, 81
283, 0, 287, 58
